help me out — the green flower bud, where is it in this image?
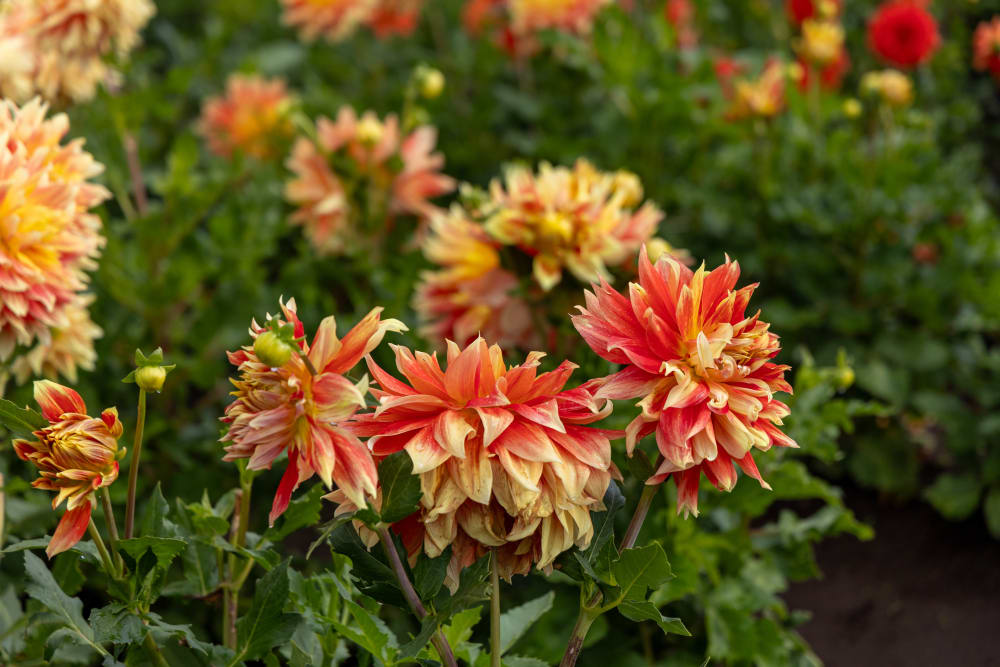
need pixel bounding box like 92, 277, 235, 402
418, 67, 445, 99
135, 365, 167, 392
254, 330, 294, 367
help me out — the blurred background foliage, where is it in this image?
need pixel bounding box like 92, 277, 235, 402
1, 0, 999, 664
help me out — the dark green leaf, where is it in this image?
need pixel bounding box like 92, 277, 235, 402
378, 451, 422, 524
413, 548, 451, 601
234, 560, 301, 662
265, 484, 324, 543
118, 537, 186, 571
923, 473, 982, 520
23, 551, 106, 657
618, 600, 690, 636
611, 543, 674, 601
90, 604, 144, 646
499, 592, 553, 654
0, 399, 47, 439
139, 483, 171, 538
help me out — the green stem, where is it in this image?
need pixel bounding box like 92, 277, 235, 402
490, 551, 502, 667
99, 487, 123, 576
377, 526, 458, 667
558, 606, 599, 667
142, 631, 170, 667
620, 483, 659, 551
124, 389, 147, 539
87, 520, 117, 580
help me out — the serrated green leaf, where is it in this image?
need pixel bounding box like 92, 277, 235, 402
611, 543, 674, 601
233, 560, 301, 663
0, 399, 47, 439
378, 451, 422, 523
23, 551, 107, 657
139, 483, 172, 538
413, 548, 451, 601
584, 481, 625, 570
499, 592, 553, 654
118, 537, 186, 571
333, 599, 399, 664
90, 604, 144, 646
618, 599, 690, 636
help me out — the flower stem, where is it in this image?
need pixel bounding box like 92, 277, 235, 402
87, 519, 117, 580
490, 551, 502, 667
123, 132, 148, 217
142, 631, 169, 667
376, 526, 458, 667
124, 388, 147, 539
558, 606, 599, 667
99, 487, 123, 576
620, 483, 659, 552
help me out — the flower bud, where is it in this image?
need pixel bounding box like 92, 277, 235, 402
843, 98, 862, 118
356, 115, 384, 146
418, 67, 445, 99
254, 330, 294, 367
836, 366, 855, 390
135, 365, 167, 392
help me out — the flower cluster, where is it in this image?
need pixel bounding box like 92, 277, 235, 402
973, 17, 1000, 82
14, 381, 123, 557
198, 74, 296, 160
0, 99, 108, 384
861, 68, 914, 108
722, 58, 787, 120
338, 338, 619, 586
573, 252, 796, 516
462, 0, 611, 56
221, 298, 407, 523
415, 159, 681, 349
0, 0, 155, 104
284, 106, 455, 255
280, 0, 423, 43
867, 0, 939, 69
793, 1, 849, 92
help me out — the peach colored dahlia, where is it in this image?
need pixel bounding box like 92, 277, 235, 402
344, 338, 619, 585
572, 252, 796, 517
485, 159, 662, 291
198, 74, 295, 160
0, 0, 155, 104
414, 208, 537, 349
280, 0, 378, 42
221, 298, 406, 524
14, 380, 122, 557
0, 98, 109, 363
508, 0, 612, 36
973, 17, 1000, 81
284, 107, 453, 255
12, 294, 101, 384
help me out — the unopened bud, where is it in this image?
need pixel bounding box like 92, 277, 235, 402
843, 98, 862, 118
418, 67, 445, 99
135, 365, 167, 392
254, 331, 294, 367
356, 115, 384, 146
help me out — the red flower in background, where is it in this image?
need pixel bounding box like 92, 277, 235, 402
973, 17, 1000, 80
786, 0, 841, 25
665, 0, 697, 49
797, 48, 850, 91
867, 1, 939, 68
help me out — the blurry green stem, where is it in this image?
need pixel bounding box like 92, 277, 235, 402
142, 631, 169, 667
124, 388, 147, 539
224, 469, 254, 650
88, 520, 116, 580
123, 132, 148, 217
490, 551, 501, 667
99, 487, 123, 575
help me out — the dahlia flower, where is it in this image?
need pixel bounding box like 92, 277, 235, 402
797, 47, 850, 91
221, 299, 406, 524
786, 0, 840, 25
198, 74, 295, 160
664, 0, 697, 49
725, 59, 786, 120
861, 69, 913, 108
0, 0, 155, 104
797, 18, 844, 66
867, 0, 939, 68
14, 381, 122, 557
342, 338, 619, 585
484, 159, 663, 291
973, 17, 1000, 81
368, 0, 423, 38
284, 106, 454, 255
414, 208, 537, 349
280, 0, 423, 42
11, 294, 101, 384
508, 0, 611, 36
572, 252, 796, 517
0, 99, 109, 364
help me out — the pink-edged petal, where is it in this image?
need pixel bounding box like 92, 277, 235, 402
443, 338, 487, 404
325, 308, 407, 374
307, 315, 342, 371
365, 355, 417, 396
34, 380, 86, 422
404, 425, 451, 473
330, 428, 378, 508
269, 450, 305, 526
734, 451, 772, 490
433, 410, 475, 459
593, 366, 662, 401
312, 373, 367, 421
493, 420, 561, 463
672, 467, 701, 518
47, 502, 92, 558
475, 407, 514, 448
509, 398, 565, 434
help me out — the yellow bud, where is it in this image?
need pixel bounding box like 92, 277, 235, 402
135, 365, 167, 393
843, 98, 862, 118
356, 115, 384, 146
787, 62, 806, 82
253, 331, 294, 368
418, 67, 445, 99
836, 366, 855, 390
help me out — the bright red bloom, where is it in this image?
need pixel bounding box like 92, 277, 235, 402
572, 252, 796, 516
14, 381, 123, 557
867, 1, 939, 68
973, 17, 1000, 80
221, 299, 406, 524
344, 338, 619, 585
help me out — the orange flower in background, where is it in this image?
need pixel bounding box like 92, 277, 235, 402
221, 298, 406, 524
867, 0, 939, 69
973, 17, 1000, 81
414, 208, 537, 349
485, 159, 663, 291
796, 18, 844, 67
368, 0, 423, 38
198, 74, 295, 160
12, 295, 102, 385
284, 106, 454, 255
343, 338, 619, 585
724, 58, 786, 120
281, 0, 423, 42
14, 381, 123, 557
573, 252, 796, 517
508, 0, 611, 35
0, 99, 109, 367
664, 0, 697, 49
0, 0, 155, 103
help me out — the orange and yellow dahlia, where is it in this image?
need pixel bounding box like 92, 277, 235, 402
284, 106, 454, 255
11, 294, 101, 384
280, 0, 423, 42
198, 74, 295, 160
508, 0, 611, 36
0, 0, 155, 103
14, 380, 123, 557
221, 298, 406, 524
572, 252, 796, 517
725, 58, 786, 120
0, 99, 109, 366
341, 338, 619, 585
485, 159, 663, 291
973, 17, 1000, 81
414, 208, 537, 349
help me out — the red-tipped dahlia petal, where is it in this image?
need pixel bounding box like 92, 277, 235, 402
223, 300, 403, 523
338, 338, 619, 586
34, 379, 87, 421
574, 252, 795, 516
46, 501, 92, 558
867, 1, 939, 68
